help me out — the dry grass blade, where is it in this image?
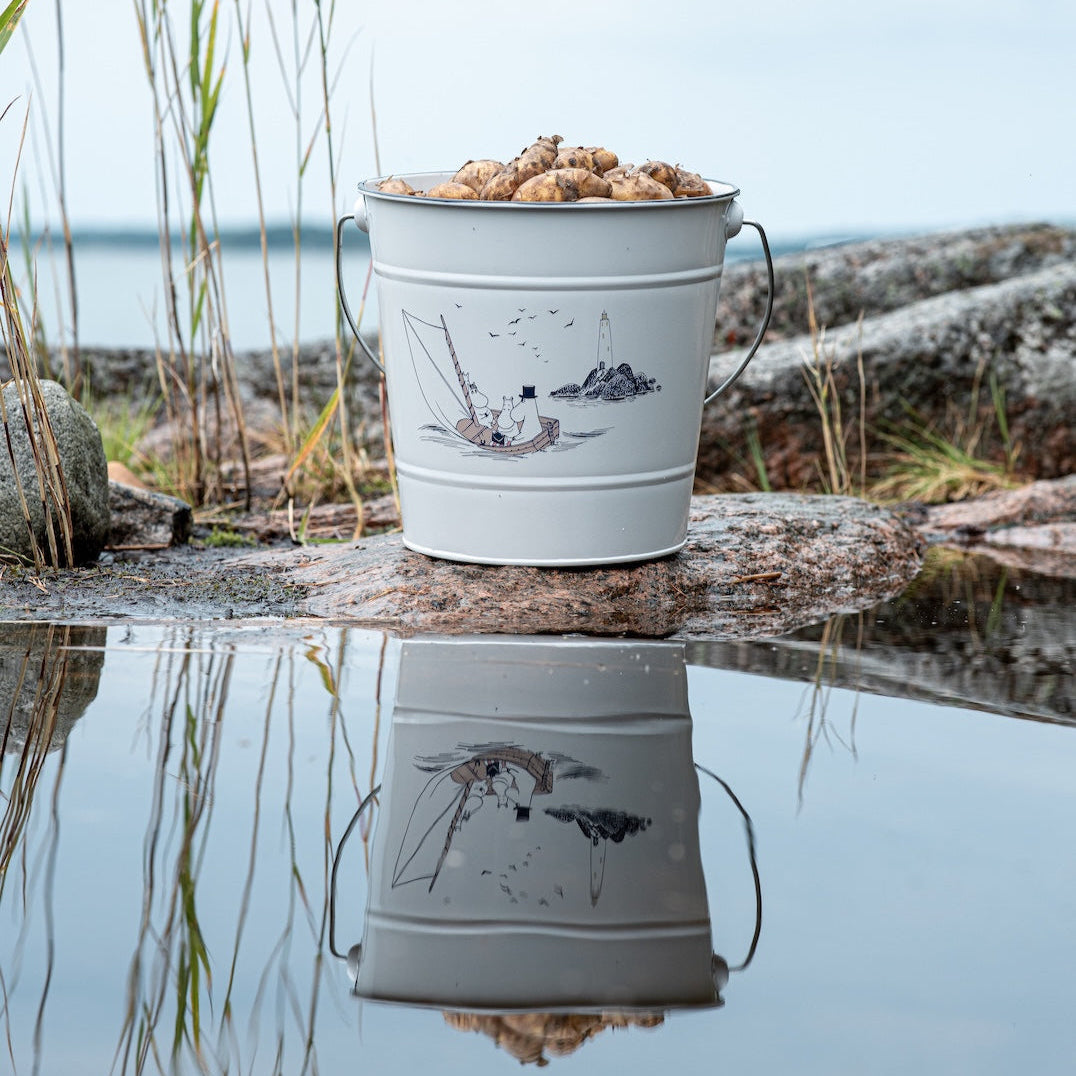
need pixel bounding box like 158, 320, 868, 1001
1, 103, 75, 568
872, 422, 1019, 504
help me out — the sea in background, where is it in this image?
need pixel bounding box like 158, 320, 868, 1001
25, 223, 878, 354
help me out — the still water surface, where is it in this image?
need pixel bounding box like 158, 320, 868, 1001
1, 600, 1074, 1074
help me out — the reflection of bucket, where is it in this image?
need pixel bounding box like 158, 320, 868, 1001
346, 636, 724, 1012
337, 178, 773, 565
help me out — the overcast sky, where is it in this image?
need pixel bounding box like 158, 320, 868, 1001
2, 0, 1073, 239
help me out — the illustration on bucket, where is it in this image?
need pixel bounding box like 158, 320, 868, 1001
392, 742, 651, 906
403, 310, 560, 454
550, 311, 661, 402
402, 308, 663, 456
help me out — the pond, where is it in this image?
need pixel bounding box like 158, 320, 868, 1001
2, 551, 1074, 1075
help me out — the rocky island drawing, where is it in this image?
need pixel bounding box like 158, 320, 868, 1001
550, 311, 661, 401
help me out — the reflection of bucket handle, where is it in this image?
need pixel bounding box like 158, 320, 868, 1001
703, 214, 775, 406
695, 762, 763, 984
336, 212, 385, 374
328, 770, 759, 1002
329, 784, 381, 979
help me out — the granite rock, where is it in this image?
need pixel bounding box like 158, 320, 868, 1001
0, 379, 110, 564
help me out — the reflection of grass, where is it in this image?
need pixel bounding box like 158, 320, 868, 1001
116, 639, 228, 1073
0, 624, 76, 1073
0, 626, 70, 888
112, 626, 383, 1075
796, 613, 863, 807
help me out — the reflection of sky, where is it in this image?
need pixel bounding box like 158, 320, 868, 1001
2, 1, 1074, 237
3, 625, 1076, 1073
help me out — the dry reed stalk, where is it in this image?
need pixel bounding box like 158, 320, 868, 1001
133, 0, 252, 509
1, 102, 75, 568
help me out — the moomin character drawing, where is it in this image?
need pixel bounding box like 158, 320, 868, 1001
391, 743, 651, 905
402, 311, 559, 454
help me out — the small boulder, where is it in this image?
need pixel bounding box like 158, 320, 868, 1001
0, 379, 110, 565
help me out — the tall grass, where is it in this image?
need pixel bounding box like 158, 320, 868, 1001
122, 1, 368, 527
1, 95, 76, 569
792, 270, 1022, 505
799, 275, 867, 497
133, 0, 253, 510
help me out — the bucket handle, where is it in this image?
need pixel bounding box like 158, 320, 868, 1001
695, 762, 762, 983
704, 217, 774, 406
337, 207, 774, 394
336, 213, 385, 374
329, 783, 381, 978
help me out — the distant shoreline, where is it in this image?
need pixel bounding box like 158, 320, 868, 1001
21, 224, 876, 262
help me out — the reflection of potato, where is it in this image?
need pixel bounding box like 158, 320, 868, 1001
378, 136, 716, 202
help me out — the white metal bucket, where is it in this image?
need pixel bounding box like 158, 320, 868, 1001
331, 636, 759, 1013
338, 175, 773, 565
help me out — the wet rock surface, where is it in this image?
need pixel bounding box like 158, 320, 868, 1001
688, 552, 1075, 727
0, 494, 923, 639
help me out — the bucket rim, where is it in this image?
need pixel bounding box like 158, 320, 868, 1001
357, 171, 739, 208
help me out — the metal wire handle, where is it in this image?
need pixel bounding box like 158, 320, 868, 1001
329, 784, 381, 961
336, 214, 385, 374
704, 219, 774, 406
695, 762, 763, 974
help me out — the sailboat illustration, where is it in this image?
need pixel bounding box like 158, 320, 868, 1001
392, 747, 555, 893
402, 310, 560, 454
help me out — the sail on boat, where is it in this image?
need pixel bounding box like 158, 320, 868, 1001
401, 310, 560, 455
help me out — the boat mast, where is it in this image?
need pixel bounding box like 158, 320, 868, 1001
441, 314, 479, 424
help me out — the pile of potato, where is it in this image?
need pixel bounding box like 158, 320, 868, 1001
377, 134, 712, 203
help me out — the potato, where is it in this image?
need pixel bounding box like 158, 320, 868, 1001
426, 181, 480, 200
377, 177, 417, 195
452, 159, 504, 194
512, 151, 549, 185
514, 136, 559, 174
512, 168, 612, 202
607, 172, 675, 201
671, 168, 712, 197
512, 173, 570, 202
637, 160, 678, 190
553, 146, 596, 172
480, 168, 522, 200
586, 146, 619, 174
374, 136, 713, 206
